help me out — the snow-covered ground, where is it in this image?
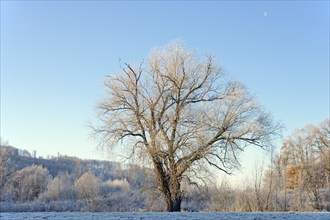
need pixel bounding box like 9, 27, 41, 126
0, 212, 329, 220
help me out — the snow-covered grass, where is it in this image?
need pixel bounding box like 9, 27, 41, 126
0, 212, 329, 220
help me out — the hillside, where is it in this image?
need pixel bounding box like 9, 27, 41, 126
0, 145, 158, 212
0, 145, 122, 178
1, 133, 329, 212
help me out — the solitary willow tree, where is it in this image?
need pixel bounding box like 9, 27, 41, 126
93, 42, 281, 211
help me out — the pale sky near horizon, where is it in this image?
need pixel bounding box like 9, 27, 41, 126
1, 1, 329, 182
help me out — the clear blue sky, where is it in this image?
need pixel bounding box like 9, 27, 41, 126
1, 1, 329, 167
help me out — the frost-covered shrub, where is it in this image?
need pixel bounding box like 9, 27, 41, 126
109, 179, 130, 191
5, 164, 51, 202
75, 172, 101, 210
206, 186, 236, 212
40, 172, 76, 201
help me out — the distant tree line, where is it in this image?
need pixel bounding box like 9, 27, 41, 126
0, 144, 160, 212
0, 119, 329, 212
206, 119, 330, 212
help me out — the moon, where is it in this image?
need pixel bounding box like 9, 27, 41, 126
264, 11, 268, 17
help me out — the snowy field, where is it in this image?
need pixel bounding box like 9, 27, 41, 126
0, 212, 329, 220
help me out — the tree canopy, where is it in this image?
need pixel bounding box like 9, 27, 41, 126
93, 42, 282, 211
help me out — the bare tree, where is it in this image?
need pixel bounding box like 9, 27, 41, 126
279, 118, 330, 210
0, 145, 12, 201
43, 172, 75, 201
75, 172, 100, 210
251, 159, 265, 211
6, 164, 50, 202
93, 42, 281, 211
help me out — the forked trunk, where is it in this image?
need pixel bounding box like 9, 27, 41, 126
164, 190, 182, 212
163, 178, 182, 212
152, 156, 183, 212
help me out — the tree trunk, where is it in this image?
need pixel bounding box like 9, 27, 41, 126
152, 157, 183, 212
164, 190, 182, 212
163, 177, 182, 212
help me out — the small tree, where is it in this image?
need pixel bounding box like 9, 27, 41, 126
75, 172, 100, 209
0, 144, 13, 201
7, 164, 50, 202
279, 118, 330, 211
43, 172, 75, 201
93, 42, 281, 211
